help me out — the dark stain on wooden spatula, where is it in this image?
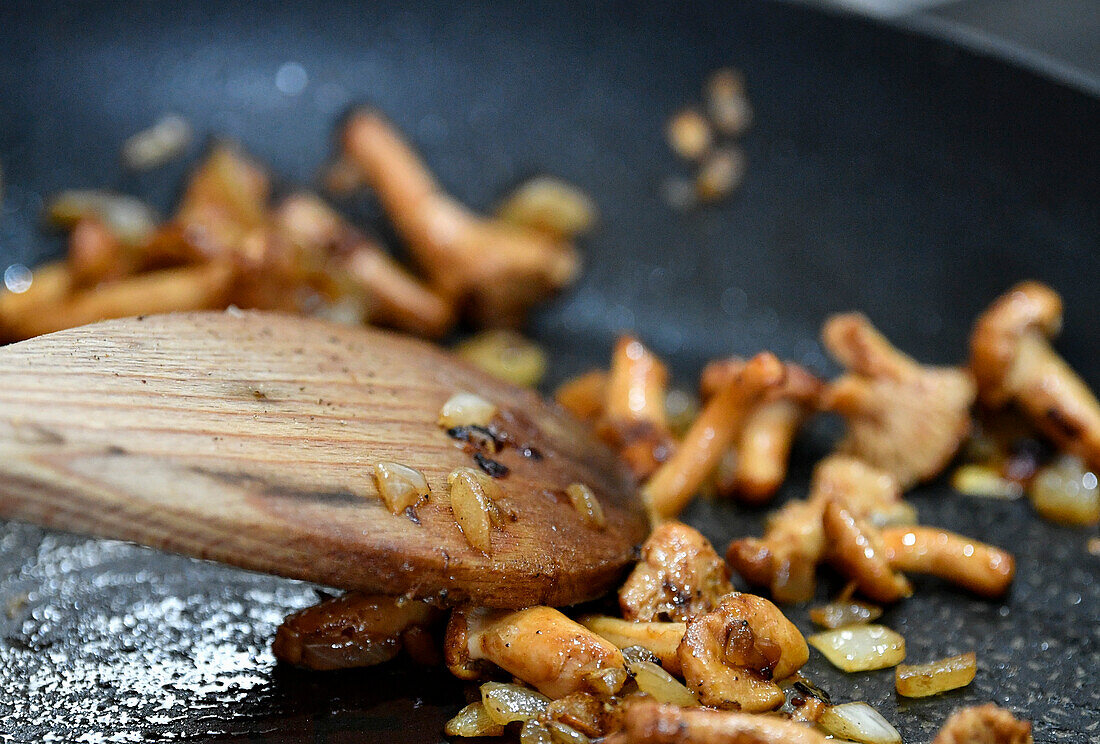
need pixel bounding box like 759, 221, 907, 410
0, 311, 650, 608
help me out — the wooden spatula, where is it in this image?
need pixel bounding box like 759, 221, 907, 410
0, 311, 649, 608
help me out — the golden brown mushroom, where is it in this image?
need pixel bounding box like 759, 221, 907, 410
970, 281, 1100, 470
175, 143, 270, 258
676, 592, 809, 711
68, 217, 130, 287
445, 606, 626, 698
643, 353, 786, 519
272, 592, 440, 670
555, 369, 609, 423
821, 313, 976, 489
932, 704, 1033, 744
702, 358, 823, 503
599, 335, 676, 479
821, 500, 913, 603
341, 109, 580, 328
273, 193, 455, 338
620, 700, 829, 744
619, 521, 734, 623
726, 500, 823, 604
0, 261, 238, 341
726, 455, 909, 603
881, 526, 1015, 598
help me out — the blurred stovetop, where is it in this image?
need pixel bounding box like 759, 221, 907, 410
805, 0, 1100, 88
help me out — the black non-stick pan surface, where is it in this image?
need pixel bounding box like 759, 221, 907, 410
0, 1, 1097, 742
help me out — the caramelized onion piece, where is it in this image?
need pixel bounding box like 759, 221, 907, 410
808, 600, 883, 630
820, 702, 902, 744
456, 329, 548, 388
439, 392, 498, 428
371, 461, 429, 514
566, 483, 607, 529
496, 176, 598, 240
895, 652, 977, 697
445, 701, 506, 738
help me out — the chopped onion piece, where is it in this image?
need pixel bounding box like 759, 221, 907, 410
895, 652, 976, 697
566, 483, 607, 529
705, 68, 753, 136
1029, 455, 1100, 526
868, 501, 919, 528
371, 461, 430, 514
624, 656, 699, 707
664, 388, 699, 437
520, 720, 554, 744
809, 601, 883, 630
808, 625, 905, 672
46, 189, 159, 245
313, 296, 369, 326
456, 330, 548, 388
481, 682, 550, 725
122, 114, 192, 171
819, 702, 902, 744
695, 147, 746, 202
666, 108, 713, 161
496, 176, 598, 240
449, 467, 509, 553
545, 721, 592, 744
439, 392, 498, 428
620, 645, 662, 666
952, 464, 1023, 499
583, 664, 628, 698
580, 617, 685, 672
444, 701, 505, 738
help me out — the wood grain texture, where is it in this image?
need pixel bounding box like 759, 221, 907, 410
0, 311, 649, 607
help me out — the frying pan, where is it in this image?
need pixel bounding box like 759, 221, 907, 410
0, 1, 1097, 742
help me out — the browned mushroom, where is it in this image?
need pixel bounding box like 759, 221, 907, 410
273, 193, 455, 338
676, 592, 809, 711
821, 313, 976, 489
555, 369, 609, 423
881, 526, 1015, 598
619, 700, 829, 744
619, 521, 733, 623
702, 358, 823, 503
970, 281, 1100, 470
175, 143, 270, 259
643, 353, 786, 519
598, 335, 676, 479
821, 500, 912, 603
341, 109, 580, 327
272, 592, 440, 670
932, 704, 1033, 744
68, 217, 130, 287
445, 606, 626, 698
726, 455, 909, 603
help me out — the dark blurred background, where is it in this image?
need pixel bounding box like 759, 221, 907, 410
805, 0, 1099, 83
